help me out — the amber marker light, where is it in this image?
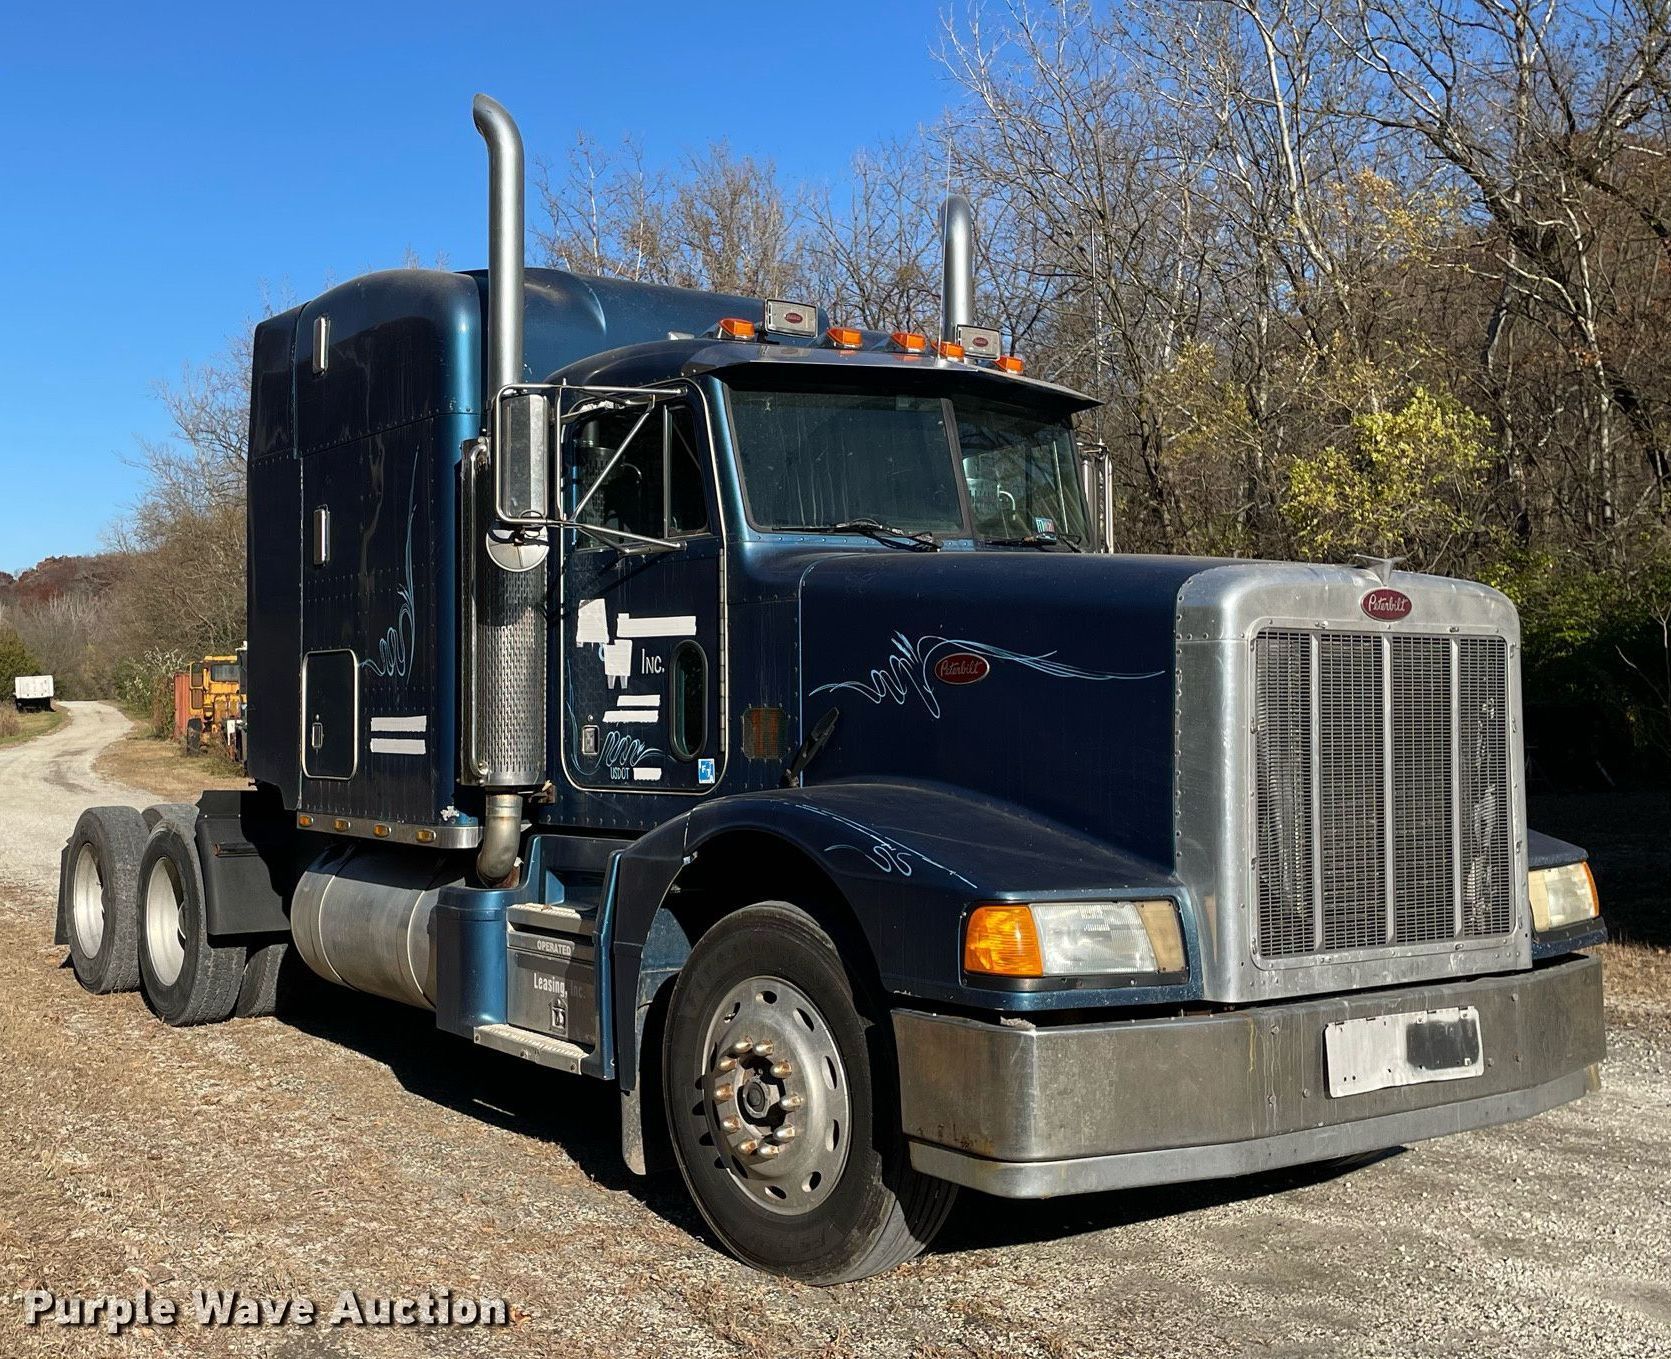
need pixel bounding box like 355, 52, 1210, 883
718, 317, 757, 340
964, 904, 1044, 977
932, 339, 965, 360
889, 330, 927, 354
296, 814, 314, 829
996, 354, 1025, 374
826, 326, 864, 349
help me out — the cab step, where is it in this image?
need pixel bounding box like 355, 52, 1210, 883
472, 1023, 587, 1074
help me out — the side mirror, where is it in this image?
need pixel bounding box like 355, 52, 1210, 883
494, 390, 552, 523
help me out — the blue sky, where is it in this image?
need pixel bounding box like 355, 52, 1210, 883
0, 1, 954, 575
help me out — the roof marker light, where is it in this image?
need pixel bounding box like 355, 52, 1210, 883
717, 317, 757, 340
996, 354, 1025, 375
932, 339, 965, 360
889, 331, 928, 354
826, 326, 864, 349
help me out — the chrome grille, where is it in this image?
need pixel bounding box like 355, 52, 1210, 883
1253, 629, 1513, 959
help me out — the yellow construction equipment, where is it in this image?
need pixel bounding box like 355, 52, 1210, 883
175, 645, 247, 759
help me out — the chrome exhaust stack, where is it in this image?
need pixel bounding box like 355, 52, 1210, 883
472, 95, 525, 396
466, 94, 546, 884
940, 193, 974, 345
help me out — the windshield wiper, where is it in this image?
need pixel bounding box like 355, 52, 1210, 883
984, 534, 1083, 552
823, 518, 942, 552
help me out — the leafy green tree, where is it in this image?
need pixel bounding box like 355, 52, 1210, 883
1282, 386, 1494, 572
0, 625, 42, 694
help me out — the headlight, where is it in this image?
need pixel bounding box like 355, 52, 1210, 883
1529, 861, 1599, 932
963, 900, 1186, 978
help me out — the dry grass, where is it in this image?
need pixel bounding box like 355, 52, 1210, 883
1598, 940, 1671, 1041
0, 707, 65, 750
92, 725, 247, 801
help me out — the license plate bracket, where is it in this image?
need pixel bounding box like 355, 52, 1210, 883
1324, 1006, 1484, 1098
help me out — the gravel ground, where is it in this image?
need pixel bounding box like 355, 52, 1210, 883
1, 703, 1667, 1358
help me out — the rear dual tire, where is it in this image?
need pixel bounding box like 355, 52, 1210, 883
136, 819, 247, 1026
60, 807, 149, 993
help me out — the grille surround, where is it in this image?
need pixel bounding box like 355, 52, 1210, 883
1251, 628, 1515, 962
1173, 563, 1530, 1004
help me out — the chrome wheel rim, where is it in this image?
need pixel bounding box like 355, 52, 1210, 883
70, 842, 105, 956
697, 975, 852, 1216
143, 858, 186, 986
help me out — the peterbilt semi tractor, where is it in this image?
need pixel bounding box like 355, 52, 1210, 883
55, 96, 1607, 1284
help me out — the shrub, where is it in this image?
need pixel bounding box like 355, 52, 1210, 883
112, 647, 191, 738
0, 626, 41, 695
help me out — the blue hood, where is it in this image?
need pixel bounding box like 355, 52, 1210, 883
797, 552, 1219, 870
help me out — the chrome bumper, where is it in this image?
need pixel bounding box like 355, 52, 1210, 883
895, 953, 1604, 1198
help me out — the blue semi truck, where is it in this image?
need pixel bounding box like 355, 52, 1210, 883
56, 97, 1607, 1283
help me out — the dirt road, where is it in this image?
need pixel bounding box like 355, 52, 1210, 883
1, 705, 1667, 1358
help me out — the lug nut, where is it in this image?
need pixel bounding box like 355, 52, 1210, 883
715, 1056, 737, 1073
739, 1138, 760, 1154
779, 1093, 805, 1111
713, 1084, 733, 1102
770, 1060, 793, 1078
720, 1116, 740, 1133
771, 1125, 798, 1142
756, 1143, 782, 1158
752, 1040, 775, 1057
729, 1038, 754, 1056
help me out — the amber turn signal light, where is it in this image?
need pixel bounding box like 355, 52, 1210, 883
964, 904, 1044, 977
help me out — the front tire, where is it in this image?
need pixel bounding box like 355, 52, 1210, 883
59, 806, 149, 993
136, 820, 246, 1026
663, 902, 957, 1284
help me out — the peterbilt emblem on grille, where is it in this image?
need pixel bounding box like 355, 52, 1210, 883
932, 653, 991, 685
784, 310, 805, 324
1361, 587, 1413, 621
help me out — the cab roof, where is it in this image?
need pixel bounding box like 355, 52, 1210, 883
547, 336, 1099, 417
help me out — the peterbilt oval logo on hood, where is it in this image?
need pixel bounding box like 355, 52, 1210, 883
1361, 587, 1413, 621
784, 310, 805, 324
933, 652, 991, 685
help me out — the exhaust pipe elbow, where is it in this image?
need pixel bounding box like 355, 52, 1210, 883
940, 193, 974, 344
472, 93, 526, 398
477, 792, 523, 885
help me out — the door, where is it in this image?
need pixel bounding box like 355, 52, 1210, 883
560, 394, 724, 795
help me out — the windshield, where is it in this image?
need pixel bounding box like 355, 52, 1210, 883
728, 389, 965, 535
726, 383, 1088, 547
955, 396, 1090, 548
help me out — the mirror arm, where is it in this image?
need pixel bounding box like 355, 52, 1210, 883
565, 521, 685, 552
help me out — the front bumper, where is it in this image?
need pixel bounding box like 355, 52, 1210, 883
895, 953, 1604, 1198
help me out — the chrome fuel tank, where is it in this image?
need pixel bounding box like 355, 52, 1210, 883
291, 844, 465, 1009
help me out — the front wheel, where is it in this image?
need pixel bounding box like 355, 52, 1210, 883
663, 902, 957, 1284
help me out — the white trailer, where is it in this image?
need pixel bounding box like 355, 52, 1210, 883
13, 675, 53, 713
